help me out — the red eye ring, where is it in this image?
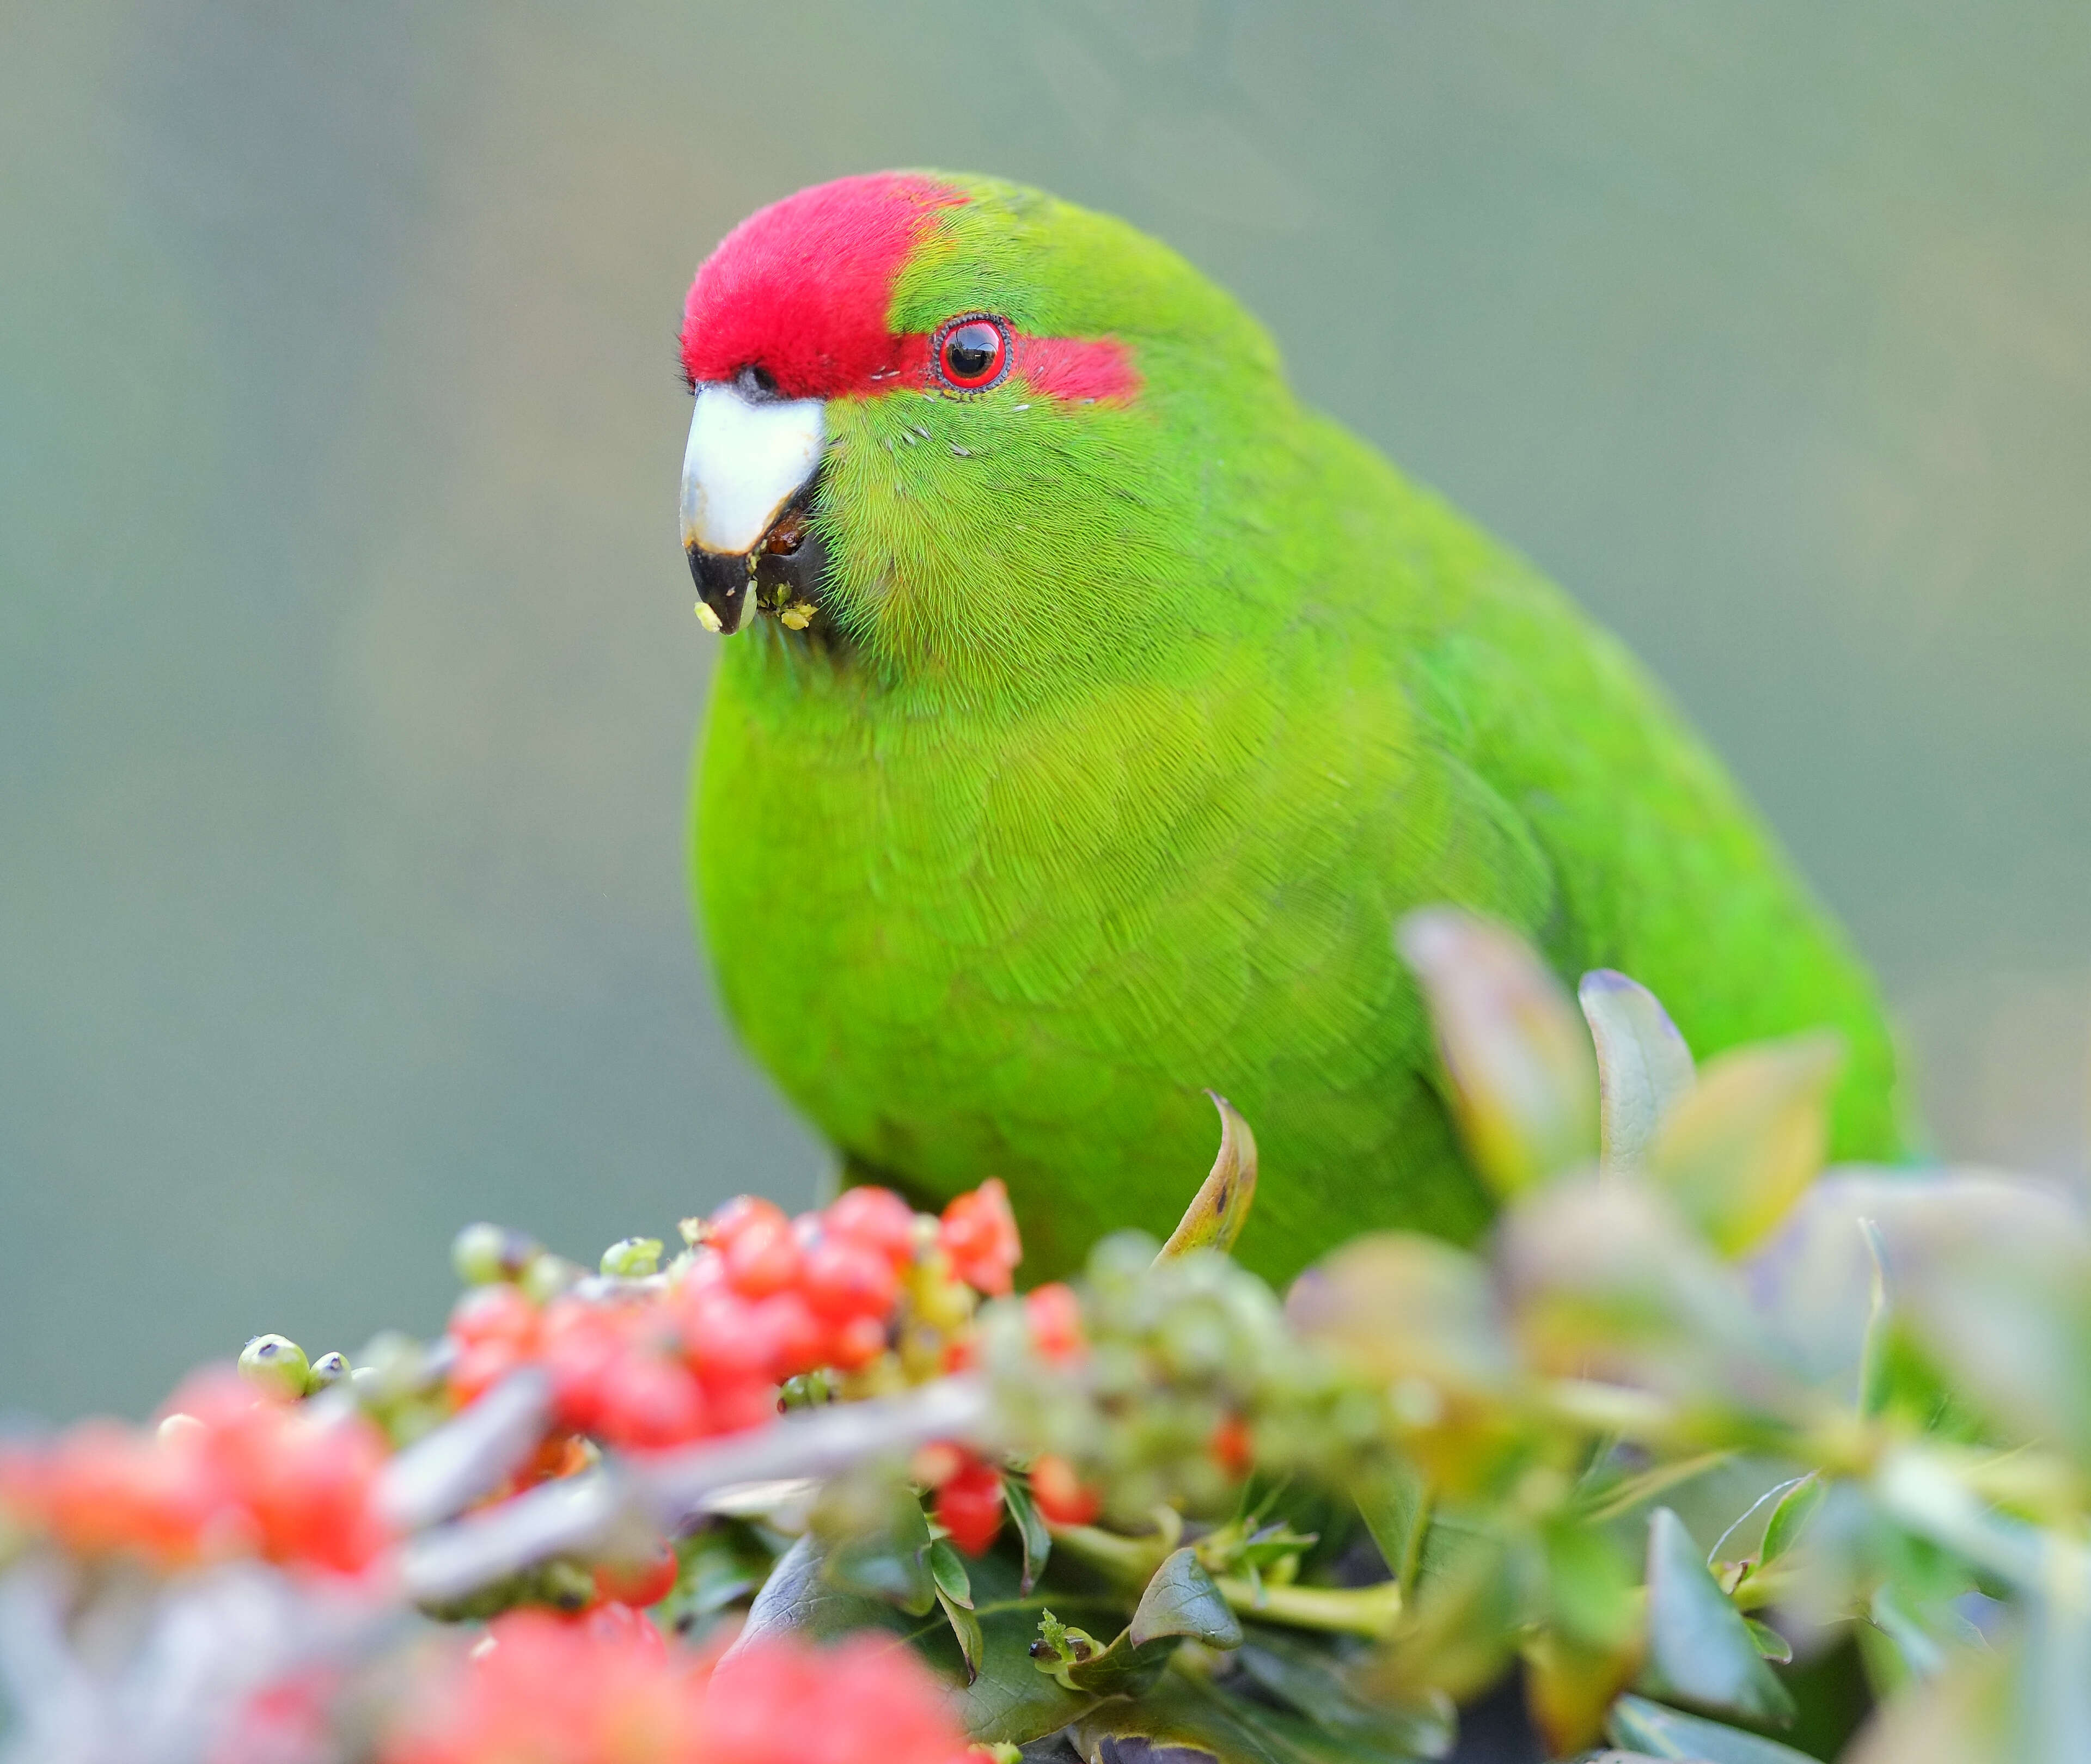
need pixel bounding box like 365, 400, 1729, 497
934, 315, 1011, 392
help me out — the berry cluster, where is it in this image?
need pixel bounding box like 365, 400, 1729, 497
444, 1181, 1022, 1454
0, 1369, 391, 1575
982, 1234, 1341, 1526
380, 1615, 973, 1764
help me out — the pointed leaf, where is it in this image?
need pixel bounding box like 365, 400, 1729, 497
937, 1585, 984, 1683
1649, 1033, 1842, 1256
1758, 1475, 1824, 1568
1353, 1462, 1430, 1595
1001, 1472, 1051, 1596
1130, 1546, 1244, 1649
1073, 1667, 1448, 1764
1638, 1509, 1796, 1726
826, 1489, 937, 1615
1158, 1092, 1260, 1260
1397, 908, 1598, 1197
927, 1536, 974, 1609
1607, 1694, 1821, 1763
1579, 968, 1695, 1173
1233, 1625, 1455, 1758
1046, 1626, 1179, 1698
1742, 1619, 1792, 1664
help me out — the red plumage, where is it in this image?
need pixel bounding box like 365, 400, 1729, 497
680, 171, 1140, 407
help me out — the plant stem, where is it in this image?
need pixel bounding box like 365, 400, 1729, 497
1213, 1575, 1403, 1639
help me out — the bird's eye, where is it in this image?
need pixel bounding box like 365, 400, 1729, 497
936, 317, 1009, 391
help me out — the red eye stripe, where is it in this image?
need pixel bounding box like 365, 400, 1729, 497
890, 329, 1139, 404
678, 174, 1142, 405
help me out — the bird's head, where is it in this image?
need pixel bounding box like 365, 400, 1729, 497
677, 172, 1291, 696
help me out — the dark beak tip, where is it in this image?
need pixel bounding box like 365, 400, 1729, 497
686, 543, 752, 635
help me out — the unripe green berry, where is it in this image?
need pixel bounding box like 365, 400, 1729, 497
239, 1334, 309, 1399
539, 1558, 597, 1612
520, 1253, 584, 1305
307, 1350, 351, 1391
451, 1221, 541, 1287
778, 1371, 833, 1411
599, 1236, 663, 1279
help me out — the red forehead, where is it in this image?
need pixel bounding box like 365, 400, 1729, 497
680, 173, 965, 399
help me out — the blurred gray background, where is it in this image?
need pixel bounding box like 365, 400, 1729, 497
4, 1, 2088, 1420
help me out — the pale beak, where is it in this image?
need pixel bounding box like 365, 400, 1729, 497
681, 384, 826, 634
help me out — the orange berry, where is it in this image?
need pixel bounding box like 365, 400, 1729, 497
823, 1186, 920, 1268
938, 1179, 1022, 1296
1209, 1413, 1255, 1479
594, 1540, 680, 1609
1028, 1455, 1100, 1527
1023, 1283, 1086, 1363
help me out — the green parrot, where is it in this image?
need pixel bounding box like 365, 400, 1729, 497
675, 171, 1903, 1285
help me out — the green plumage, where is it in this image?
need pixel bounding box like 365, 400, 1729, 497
692, 174, 1902, 1284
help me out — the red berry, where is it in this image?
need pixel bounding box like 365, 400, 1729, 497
704, 1636, 975, 1764
449, 1339, 523, 1407
723, 1215, 802, 1299
934, 1458, 1004, 1556
707, 1376, 779, 1435
1209, 1413, 1255, 1479
747, 1291, 826, 1381
672, 1286, 771, 1386
822, 1186, 920, 1268
829, 1313, 889, 1371
540, 1302, 629, 1435
448, 1283, 539, 1353
593, 1356, 708, 1450
1028, 1455, 1100, 1527
594, 1540, 680, 1609
708, 1194, 789, 1251
802, 1237, 900, 1324
1024, 1282, 1086, 1363
939, 1178, 1022, 1296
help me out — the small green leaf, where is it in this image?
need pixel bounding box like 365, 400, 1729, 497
1353, 1463, 1431, 1595
938, 1585, 984, 1683
1038, 1624, 1178, 1699
1397, 908, 1599, 1197
1072, 1667, 1442, 1764
1607, 1694, 1821, 1762
1130, 1547, 1244, 1650
1638, 1509, 1796, 1727
1743, 1618, 1793, 1664
927, 1537, 974, 1610
1157, 1091, 1260, 1260
1234, 1624, 1456, 1757
1759, 1474, 1824, 1567
1648, 1033, 1842, 1257
824, 1491, 937, 1616
1579, 968, 1696, 1174
1002, 1472, 1051, 1595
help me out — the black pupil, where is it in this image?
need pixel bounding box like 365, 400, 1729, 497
945, 323, 999, 382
